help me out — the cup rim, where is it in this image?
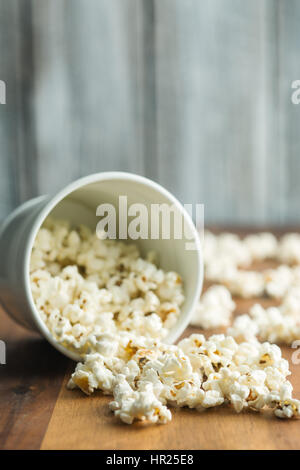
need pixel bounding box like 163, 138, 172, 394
23, 171, 203, 361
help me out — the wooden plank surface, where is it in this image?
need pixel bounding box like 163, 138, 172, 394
0, 306, 69, 449
1, 231, 300, 450
1, 1, 300, 226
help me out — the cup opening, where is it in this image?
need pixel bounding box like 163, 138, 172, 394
24, 172, 203, 361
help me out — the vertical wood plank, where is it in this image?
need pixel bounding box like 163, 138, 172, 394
15, 0, 39, 203
32, 0, 145, 196
275, 0, 300, 223
31, 0, 76, 196
0, 307, 69, 450
0, 0, 38, 219
0, 1, 17, 219
139, 0, 158, 182
1, 1, 300, 225
154, 0, 273, 225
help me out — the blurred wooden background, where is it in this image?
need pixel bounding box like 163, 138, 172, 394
0, 0, 300, 225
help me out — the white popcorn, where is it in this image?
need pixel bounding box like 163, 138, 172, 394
229, 297, 300, 345
90, 333, 120, 357
204, 231, 251, 283
69, 332, 300, 424
217, 233, 252, 268
281, 286, 300, 316
223, 270, 265, 298
204, 231, 300, 302
203, 231, 218, 265
264, 265, 294, 299
30, 218, 184, 354
278, 233, 300, 265
266, 382, 300, 418
191, 285, 235, 329
205, 257, 238, 283
34, 224, 300, 425
227, 314, 260, 343
204, 231, 279, 273
68, 353, 117, 395
244, 233, 278, 261
110, 376, 172, 424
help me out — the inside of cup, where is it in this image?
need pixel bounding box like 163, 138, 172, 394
30, 175, 202, 345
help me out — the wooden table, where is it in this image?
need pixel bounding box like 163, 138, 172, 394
1, 231, 300, 450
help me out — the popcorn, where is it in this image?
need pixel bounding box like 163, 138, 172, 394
203, 231, 218, 265
217, 233, 252, 267
204, 231, 247, 283
278, 233, 300, 265
33, 223, 300, 425
205, 257, 238, 283
191, 285, 235, 329
228, 297, 300, 345
69, 333, 300, 424
244, 233, 278, 261
223, 270, 265, 298
30, 218, 184, 354
203, 231, 300, 302
68, 353, 117, 395
204, 230, 279, 271
204, 231, 251, 283
110, 376, 172, 424
204, 231, 279, 275
264, 265, 294, 299
227, 314, 260, 343
281, 286, 300, 316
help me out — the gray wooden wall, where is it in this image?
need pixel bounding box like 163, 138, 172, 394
1, 0, 300, 225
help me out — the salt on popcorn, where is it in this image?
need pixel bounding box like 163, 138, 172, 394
30, 218, 184, 354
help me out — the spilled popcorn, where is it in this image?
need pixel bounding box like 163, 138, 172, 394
68, 332, 300, 423
30, 222, 300, 425
204, 231, 278, 272
66, 229, 300, 423
200, 230, 300, 346
204, 231, 300, 299
228, 288, 300, 345
30, 218, 184, 354
191, 285, 235, 329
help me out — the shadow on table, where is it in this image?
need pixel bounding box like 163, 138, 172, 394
0, 336, 71, 382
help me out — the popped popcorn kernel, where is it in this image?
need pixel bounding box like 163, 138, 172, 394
69, 332, 300, 424
30, 218, 184, 354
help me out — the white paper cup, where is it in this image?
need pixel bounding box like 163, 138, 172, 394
0, 172, 203, 361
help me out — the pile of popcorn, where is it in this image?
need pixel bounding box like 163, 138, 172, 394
30, 218, 184, 354
228, 288, 300, 344
30, 221, 300, 424
203, 231, 300, 298
68, 332, 300, 423
191, 231, 300, 346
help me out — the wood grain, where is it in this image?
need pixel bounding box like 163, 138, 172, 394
31, 0, 145, 196
1, 1, 300, 225
0, 307, 69, 450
